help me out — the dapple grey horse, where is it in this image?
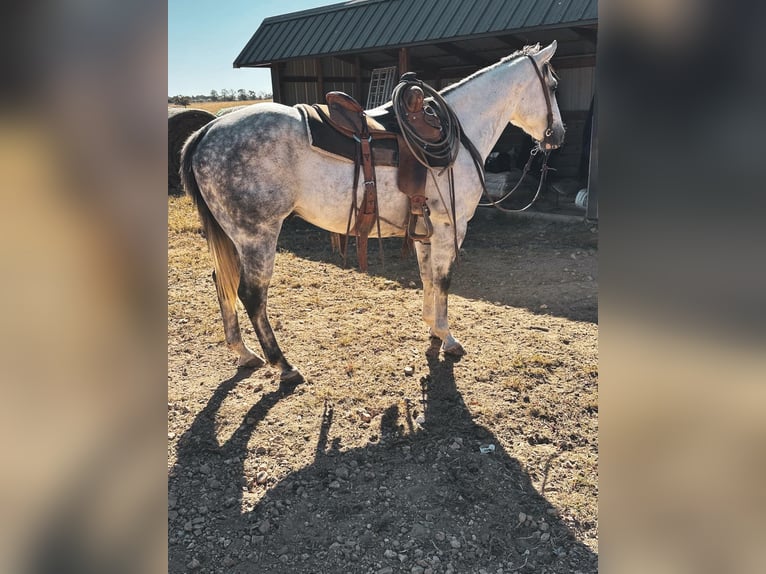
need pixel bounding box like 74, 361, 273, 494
180, 42, 565, 383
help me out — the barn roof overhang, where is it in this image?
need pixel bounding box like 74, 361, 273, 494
234, 0, 598, 72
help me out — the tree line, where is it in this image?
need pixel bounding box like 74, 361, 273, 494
168, 89, 273, 106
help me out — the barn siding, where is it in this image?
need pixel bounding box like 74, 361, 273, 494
322, 56, 355, 77
285, 59, 318, 76
284, 82, 319, 104
281, 57, 360, 103
556, 66, 595, 111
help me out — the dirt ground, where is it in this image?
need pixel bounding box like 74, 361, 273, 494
168, 195, 598, 574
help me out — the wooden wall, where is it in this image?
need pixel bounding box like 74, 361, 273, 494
556, 66, 595, 112
280, 57, 361, 104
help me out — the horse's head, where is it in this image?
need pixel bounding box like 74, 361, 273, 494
510, 41, 566, 151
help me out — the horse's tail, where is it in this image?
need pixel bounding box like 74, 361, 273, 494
180, 125, 241, 318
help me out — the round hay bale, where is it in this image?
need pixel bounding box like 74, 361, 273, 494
168, 108, 215, 194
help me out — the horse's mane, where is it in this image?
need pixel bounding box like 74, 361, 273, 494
440, 44, 542, 95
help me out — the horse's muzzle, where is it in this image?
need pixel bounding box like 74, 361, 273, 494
542, 126, 565, 150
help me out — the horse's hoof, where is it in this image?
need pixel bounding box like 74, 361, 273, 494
237, 353, 265, 369
280, 368, 304, 385
442, 340, 466, 357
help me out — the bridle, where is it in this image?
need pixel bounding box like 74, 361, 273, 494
477, 54, 561, 212
527, 55, 557, 151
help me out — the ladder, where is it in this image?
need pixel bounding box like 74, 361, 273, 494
366, 66, 398, 109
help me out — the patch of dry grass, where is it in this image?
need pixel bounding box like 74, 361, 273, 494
169, 99, 272, 115
167, 195, 200, 235
512, 352, 562, 380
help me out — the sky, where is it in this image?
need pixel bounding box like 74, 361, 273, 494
168, 0, 342, 97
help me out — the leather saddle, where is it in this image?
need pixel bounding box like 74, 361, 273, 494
296, 78, 445, 271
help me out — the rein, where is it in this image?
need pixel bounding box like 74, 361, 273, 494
477, 147, 553, 212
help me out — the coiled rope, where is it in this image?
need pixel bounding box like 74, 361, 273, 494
391, 74, 461, 170
392, 73, 553, 218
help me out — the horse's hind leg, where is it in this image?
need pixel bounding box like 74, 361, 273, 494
212, 270, 266, 368
237, 233, 303, 384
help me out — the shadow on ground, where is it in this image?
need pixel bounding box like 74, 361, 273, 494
168, 340, 598, 573
274, 212, 597, 324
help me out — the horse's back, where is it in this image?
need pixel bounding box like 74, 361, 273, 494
200, 102, 303, 150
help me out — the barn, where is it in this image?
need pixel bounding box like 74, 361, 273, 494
234, 0, 598, 219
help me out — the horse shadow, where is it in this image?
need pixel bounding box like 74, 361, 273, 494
168, 343, 598, 573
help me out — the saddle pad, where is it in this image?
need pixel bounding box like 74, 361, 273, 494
296, 104, 399, 167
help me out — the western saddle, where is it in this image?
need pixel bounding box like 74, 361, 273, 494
297, 74, 449, 271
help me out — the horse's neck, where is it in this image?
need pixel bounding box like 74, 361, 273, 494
444, 58, 527, 161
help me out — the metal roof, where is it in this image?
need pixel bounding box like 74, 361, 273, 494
234, 0, 598, 67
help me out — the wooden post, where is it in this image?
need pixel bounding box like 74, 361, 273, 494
586, 92, 598, 221
354, 56, 362, 100
315, 58, 325, 103
270, 63, 284, 104
398, 47, 409, 76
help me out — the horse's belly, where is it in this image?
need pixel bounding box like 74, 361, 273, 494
294, 158, 409, 237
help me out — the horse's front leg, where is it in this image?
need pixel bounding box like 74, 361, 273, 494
428, 225, 466, 357
414, 241, 436, 334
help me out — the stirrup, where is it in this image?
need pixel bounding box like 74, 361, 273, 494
407, 203, 433, 242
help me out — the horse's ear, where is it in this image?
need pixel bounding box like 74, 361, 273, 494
534, 40, 557, 64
